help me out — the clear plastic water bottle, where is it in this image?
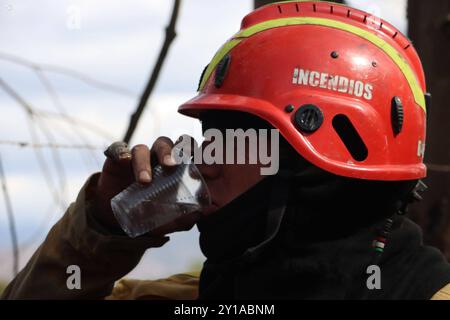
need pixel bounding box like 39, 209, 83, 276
111, 156, 210, 238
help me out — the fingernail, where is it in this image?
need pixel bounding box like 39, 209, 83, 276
139, 170, 151, 183
163, 154, 177, 166
119, 152, 132, 160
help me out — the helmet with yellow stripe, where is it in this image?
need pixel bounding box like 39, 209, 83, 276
178, 0, 428, 181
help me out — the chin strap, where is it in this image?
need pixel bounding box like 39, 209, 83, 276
371, 180, 427, 259
362, 180, 428, 300
239, 169, 292, 264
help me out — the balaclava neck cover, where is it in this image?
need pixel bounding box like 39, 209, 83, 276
197, 169, 450, 300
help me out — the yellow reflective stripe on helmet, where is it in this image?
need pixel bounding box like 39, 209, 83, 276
271, 0, 340, 6
199, 39, 242, 92
199, 17, 426, 113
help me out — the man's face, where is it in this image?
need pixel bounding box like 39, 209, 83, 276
193, 111, 275, 215
196, 144, 266, 215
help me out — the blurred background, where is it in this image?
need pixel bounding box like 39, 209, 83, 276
0, 0, 448, 294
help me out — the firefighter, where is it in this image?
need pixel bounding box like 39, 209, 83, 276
3, 1, 450, 300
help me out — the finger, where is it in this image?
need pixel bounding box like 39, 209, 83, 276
151, 136, 176, 167
101, 157, 133, 179
102, 142, 133, 177
131, 144, 152, 184
104, 141, 132, 162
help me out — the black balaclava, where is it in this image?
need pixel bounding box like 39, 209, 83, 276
196, 111, 450, 300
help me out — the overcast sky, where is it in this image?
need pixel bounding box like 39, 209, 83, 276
0, 0, 407, 281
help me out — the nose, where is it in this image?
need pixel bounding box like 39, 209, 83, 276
194, 138, 224, 180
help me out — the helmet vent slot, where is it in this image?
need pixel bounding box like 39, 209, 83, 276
332, 114, 368, 161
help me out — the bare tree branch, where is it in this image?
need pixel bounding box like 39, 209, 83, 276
0, 52, 137, 98
1, 78, 113, 141
31, 115, 68, 206
37, 110, 115, 141
123, 0, 182, 143
0, 78, 67, 210
1, 78, 67, 205
0, 140, 104, 150
25, 116, 66, 211
35, 70, 101, 167
0, 153, 19, 277
0, 78, 34, 115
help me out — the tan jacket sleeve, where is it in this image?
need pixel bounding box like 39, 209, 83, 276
431, 283, 450, 300
106, 273, 199, 300
1, 173, 169, 300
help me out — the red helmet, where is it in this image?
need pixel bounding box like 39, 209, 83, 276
178, 1, 428, 181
